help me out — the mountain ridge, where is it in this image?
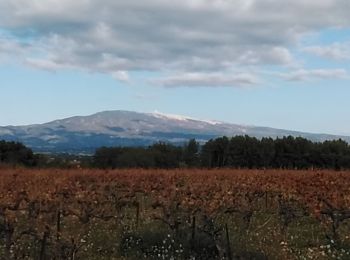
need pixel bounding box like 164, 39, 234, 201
0, 110, 349, 154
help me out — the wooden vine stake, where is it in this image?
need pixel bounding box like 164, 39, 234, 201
39, 226, 50, 260
225, 223, 233, 260
191, 216, 196, 250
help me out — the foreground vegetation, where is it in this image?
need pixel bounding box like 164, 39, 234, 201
1, 169, 350, 259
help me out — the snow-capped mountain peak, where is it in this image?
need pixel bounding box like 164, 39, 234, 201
0, 110, 349, 154
150, 110, 223, 125
150, 111, 193, 122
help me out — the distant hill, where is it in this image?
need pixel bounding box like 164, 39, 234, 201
0, 110, 349, 153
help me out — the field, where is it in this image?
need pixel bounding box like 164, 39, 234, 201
1, 169, 350, 259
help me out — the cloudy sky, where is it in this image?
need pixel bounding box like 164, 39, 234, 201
1, 0, 350, 135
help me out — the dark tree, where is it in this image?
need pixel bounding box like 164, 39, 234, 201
0, 140, 36, 167
183, 139, 200, 167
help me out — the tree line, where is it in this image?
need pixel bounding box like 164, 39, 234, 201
93, 140, 199, 169
1, 136, 350, 169
94, 136, 350, 170
200, 136, 350, 169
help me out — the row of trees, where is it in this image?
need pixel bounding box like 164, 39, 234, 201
1, 136, 350, 169
94, 140, 200, 168
94, 136, 350, 169
201, 136, 350, 169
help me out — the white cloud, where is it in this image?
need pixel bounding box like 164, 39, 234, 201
238, 47, 295, 66
153, 72, 258, 88
0, 37, 29, 62
111, 71, 129, 82
0, 1, 350, 86
282, 69, 348, 81
303, 43, 350, 60
25, 58, 72, 71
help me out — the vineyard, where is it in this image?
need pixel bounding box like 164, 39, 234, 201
1, 169, 350, 259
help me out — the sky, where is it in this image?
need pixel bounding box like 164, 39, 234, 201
1, 0, 350, 135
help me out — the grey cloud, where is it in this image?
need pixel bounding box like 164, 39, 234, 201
0, 0, 350, 86
283, 69, 348, 81
25, 57, 73, 71
0, 36, 29, 62
111, 71, 130, 82
238, 47, 295, 66
153, 72, 259, 88
303, 43, 350, 60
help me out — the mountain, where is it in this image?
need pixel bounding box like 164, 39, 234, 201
0, 110, 349, 154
